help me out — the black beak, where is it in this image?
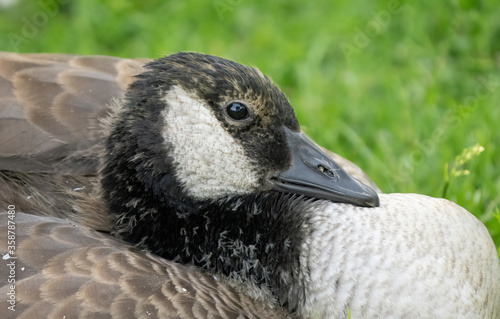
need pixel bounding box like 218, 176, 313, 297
271, 127, 380, 207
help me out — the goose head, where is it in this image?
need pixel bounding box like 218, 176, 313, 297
101, 52, 378, 209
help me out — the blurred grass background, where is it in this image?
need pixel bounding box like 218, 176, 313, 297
0, 0, 499, 253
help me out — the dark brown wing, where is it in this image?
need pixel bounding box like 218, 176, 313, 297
0, 211, 289, 319
0, 52, 149, 174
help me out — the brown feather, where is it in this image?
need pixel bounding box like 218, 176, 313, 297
0, 52, 147, 173
0, 211, 290, 319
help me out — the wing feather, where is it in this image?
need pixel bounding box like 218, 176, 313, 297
0, 52, 148, 173
0, 211, 289, 319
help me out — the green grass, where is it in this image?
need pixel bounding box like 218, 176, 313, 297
1, 0, 499, 252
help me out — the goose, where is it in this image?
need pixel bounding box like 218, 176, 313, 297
0, 51, 379, 222
0, 52, 499, 318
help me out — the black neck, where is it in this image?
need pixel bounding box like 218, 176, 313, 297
100, 81, 310, 309
102, 159, 310, 309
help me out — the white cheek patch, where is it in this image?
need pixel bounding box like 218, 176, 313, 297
161, 86, 260, 199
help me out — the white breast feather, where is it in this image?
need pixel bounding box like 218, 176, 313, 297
302, 193, 500, 318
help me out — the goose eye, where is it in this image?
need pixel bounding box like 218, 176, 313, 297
226, 102, 249, 120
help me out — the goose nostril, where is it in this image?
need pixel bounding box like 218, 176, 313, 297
317, 165, 336, 178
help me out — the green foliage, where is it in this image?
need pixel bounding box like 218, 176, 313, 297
0, 0, 499, 250
495, 209, 500, 258
442, 143, 484, 198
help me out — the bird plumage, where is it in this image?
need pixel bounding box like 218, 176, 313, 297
0, 211, 291, 319
2, 194, 498, 318
0, 51, 498, 318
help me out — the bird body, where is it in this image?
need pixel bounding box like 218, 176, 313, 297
2, 193, 498, 318
0, 52, 499, 318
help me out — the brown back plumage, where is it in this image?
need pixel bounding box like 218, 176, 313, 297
0, 53, 149, 226
0, 52, 149, 174
0, 211, 290, 319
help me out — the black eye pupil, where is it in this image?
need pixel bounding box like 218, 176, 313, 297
227, 102, 248, 120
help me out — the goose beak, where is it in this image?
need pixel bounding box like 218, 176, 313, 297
271, 127, 380, 207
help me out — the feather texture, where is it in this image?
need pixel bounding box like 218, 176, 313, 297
0, 211, 290, 319
0, 52, 148, 174
1, 52, 497, 318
